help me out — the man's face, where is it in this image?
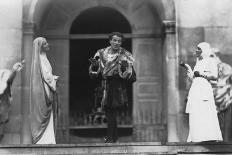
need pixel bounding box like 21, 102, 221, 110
110, 35, 122, 50
195, 47, 202, 58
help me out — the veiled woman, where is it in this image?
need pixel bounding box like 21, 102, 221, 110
186, 42, 222, 142
30, 37, 59, 144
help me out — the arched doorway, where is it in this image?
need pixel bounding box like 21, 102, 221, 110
23, 0, 177, 144
69, 7, 133, 143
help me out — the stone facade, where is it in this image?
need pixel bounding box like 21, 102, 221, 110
0, 0, 231, 144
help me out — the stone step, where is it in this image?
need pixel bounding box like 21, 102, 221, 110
0, 142, 231, 155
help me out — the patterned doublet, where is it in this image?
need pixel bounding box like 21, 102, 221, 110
94, 46, 134, 68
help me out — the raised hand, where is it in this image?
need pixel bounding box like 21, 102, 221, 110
180, 62, 193, 79
12, 60, 25, 72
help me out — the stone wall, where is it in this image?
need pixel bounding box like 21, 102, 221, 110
1, 0, 232, 144
0, 0, 23, 144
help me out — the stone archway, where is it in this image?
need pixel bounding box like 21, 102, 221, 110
68, 6, 133, 143
22, 0, 177, 143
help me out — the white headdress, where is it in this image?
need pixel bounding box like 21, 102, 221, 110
197, 42, 213, 58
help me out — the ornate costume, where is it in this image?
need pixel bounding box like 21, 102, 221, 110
212, 61, 232, 112
90, 46, 136, 142
30, 37, 59, 144
211, 53, 232, 141
91, 46, 135, 108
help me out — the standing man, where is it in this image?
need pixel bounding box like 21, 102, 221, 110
89, 32, 136, 143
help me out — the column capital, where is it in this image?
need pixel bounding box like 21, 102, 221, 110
23, 22, 35, 35
163, 20, 176, 34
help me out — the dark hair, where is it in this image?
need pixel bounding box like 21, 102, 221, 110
108, 32, 125, 42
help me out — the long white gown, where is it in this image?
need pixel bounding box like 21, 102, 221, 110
186, 57, 222, 142
36, 54, 57, 144
36, 111, 56, 144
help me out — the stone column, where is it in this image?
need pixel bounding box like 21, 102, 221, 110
20, 22, 34, 144
163, 20, 179, 142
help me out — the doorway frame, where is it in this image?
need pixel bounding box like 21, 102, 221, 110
22, 0, 177, 143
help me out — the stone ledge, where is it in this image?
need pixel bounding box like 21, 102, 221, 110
0, 142, 231, 154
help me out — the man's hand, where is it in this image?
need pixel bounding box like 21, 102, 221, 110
89, 58, 99, 67
13, 60, 25, 72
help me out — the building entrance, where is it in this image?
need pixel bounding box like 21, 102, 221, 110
69, 7, 133, 142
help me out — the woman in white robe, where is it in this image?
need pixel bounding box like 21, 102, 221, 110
186, 42, 222, 142
30, 37, 59, 144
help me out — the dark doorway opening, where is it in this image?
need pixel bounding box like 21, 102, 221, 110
69, 7, 132, 142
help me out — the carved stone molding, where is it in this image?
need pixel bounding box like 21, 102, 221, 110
163, 20, 176, 34
23, 22, 35, 35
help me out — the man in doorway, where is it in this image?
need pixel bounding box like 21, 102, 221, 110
89, 32, 136, 143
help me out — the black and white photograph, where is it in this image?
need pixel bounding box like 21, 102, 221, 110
0, 0, 231, 154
